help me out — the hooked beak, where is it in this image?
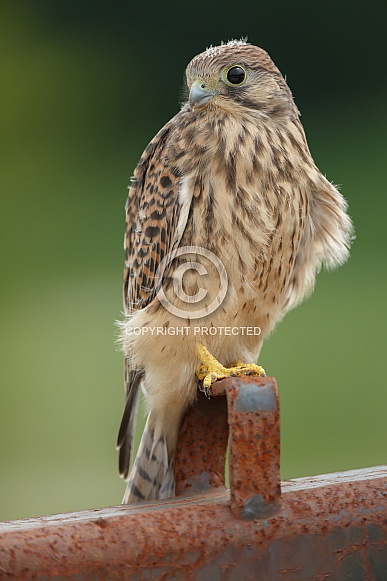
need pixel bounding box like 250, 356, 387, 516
189, 81, 219, 108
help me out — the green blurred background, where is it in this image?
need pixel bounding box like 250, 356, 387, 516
1, 0, 386, 521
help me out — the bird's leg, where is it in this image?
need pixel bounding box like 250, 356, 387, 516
196, 343, 266, 398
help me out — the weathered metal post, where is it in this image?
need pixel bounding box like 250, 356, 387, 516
175, 376, 281, 519
226, 377, 281, 519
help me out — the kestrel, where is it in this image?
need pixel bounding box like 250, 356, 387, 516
117, 40, 353, 503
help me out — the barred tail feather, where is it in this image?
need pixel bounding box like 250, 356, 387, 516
122, 413, 176, 504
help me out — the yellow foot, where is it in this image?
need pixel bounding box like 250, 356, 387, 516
196, 343, 266, 397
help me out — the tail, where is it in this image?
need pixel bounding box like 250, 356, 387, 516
122, 413, 178, 504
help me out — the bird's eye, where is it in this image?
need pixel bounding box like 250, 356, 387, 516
225, 65, 246, 86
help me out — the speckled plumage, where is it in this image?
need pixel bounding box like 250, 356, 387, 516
117, 41, 353, 503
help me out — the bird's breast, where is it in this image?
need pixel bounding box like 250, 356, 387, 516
173, 112, 309, 310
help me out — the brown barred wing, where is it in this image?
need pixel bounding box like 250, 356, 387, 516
118, 120, 185, 479
123, 121, 182, 315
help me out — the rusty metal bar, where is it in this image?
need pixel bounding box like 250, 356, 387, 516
1, 466, 387, 580
1, 377, 387, 580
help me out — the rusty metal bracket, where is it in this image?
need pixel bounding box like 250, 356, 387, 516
1, 377, 387, 580
175, 376, 281, 519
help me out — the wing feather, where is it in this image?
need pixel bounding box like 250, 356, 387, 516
118, 119, 189, 478
124, 121, 183, 314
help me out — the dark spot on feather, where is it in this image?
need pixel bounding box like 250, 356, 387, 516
130, 484, 146, 500
150, 208, 167, 221
267, 256, 273, 274
160, 175, 172, 189
138, 247, 149, 259
138, 466, 152, 482
145, 225, 159, 238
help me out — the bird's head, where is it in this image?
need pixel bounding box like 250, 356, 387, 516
185, 40, 296, 118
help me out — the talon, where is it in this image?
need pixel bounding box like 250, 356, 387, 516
202, 384, 211, 399
196, 343, 266, 390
